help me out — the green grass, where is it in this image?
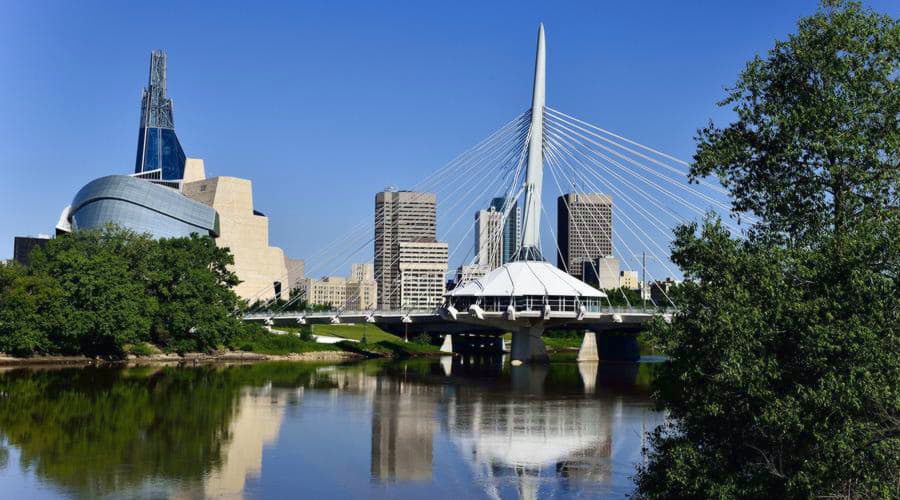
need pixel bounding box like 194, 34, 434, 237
229, 330, 342, 355
280, 324, 441, 355
543, 336, 582, 350
124, 342, 161, 356
314, 324, 441, 354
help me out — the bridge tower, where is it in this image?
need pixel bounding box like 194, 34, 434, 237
444, 24, 606, 364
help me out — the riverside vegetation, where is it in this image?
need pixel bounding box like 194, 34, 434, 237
0, 226, 437, 359
635, 2, 899, 498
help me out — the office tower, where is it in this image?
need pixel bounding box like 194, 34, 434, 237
374, 190, 444, 310
134, 50, 187, 181
474, 208, 503, 268
490, 197, 521, 264
398, 242, 448, 309
557, 193, 613, 279
474, 197, 521, 269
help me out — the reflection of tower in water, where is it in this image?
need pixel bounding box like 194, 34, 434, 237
369, 375, 437, 483
325, 366, 439, 483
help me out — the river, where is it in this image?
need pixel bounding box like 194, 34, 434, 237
0, 356, 665, 499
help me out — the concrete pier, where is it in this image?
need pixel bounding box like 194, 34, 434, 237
510, 325, 549, 364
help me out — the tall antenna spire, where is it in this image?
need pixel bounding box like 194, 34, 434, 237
519, 23, 546, 258
134, 50, 187, 180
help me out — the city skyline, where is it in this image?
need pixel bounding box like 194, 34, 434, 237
3, 1, 895, 281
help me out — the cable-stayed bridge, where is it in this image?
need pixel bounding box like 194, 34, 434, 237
243, 24, 751, 362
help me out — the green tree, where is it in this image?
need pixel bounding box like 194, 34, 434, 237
636, 2, 899, 498
0, 262, 67, 355
692, 0, 898, 243
26, 228, 153, 355
146, 235, 245, 352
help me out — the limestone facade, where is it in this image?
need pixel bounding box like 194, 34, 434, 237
182, 176, 289, 302
303, 263, 377, 310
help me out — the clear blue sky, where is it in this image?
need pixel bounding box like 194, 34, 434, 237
1, 1, 895, 273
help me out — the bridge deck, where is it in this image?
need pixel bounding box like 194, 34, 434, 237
244, 308, 672, 333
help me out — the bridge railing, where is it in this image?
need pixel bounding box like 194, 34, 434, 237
244, 305, 675, 320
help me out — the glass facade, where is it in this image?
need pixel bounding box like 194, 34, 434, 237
135, 127, 186, 181
69, 175, 218, 239
489, 197, 521, 264
134, 50, 186, 180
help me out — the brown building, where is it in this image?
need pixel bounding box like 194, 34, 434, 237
557, 193, 613, 280
374, 190, 444, 310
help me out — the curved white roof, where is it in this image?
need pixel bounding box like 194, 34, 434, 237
447, 260, 605, 298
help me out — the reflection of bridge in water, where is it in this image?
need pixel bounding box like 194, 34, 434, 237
321, 358, 663, 497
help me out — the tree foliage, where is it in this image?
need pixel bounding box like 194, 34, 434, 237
636, 2, 899, 498
692, 0, 898, 242
0, 226, 254, 356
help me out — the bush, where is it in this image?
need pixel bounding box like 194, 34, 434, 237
411, 333, 432, 345
125, 343, 158, 357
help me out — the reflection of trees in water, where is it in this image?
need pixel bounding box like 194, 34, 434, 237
0, 359, 662, 498
0, 363, 320, 498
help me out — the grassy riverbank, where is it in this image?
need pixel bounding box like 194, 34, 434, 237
248, 325, 442, 358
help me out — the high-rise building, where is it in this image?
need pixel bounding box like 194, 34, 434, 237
474, 208, 503, 269
374, 190, 442, 310
490, 197, 521, 264
474, 198, 521, 269
134, 50, 187, 181
557, 193, 613, 279
398, 242, 448, 310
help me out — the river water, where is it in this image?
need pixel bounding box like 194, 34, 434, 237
0, 356, 665, 499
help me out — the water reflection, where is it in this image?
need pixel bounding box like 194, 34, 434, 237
0, 358, 663, 499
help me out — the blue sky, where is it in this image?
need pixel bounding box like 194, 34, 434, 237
1, 1, 895, 276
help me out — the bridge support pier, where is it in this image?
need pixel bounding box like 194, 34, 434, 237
510, 325, 549, 365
